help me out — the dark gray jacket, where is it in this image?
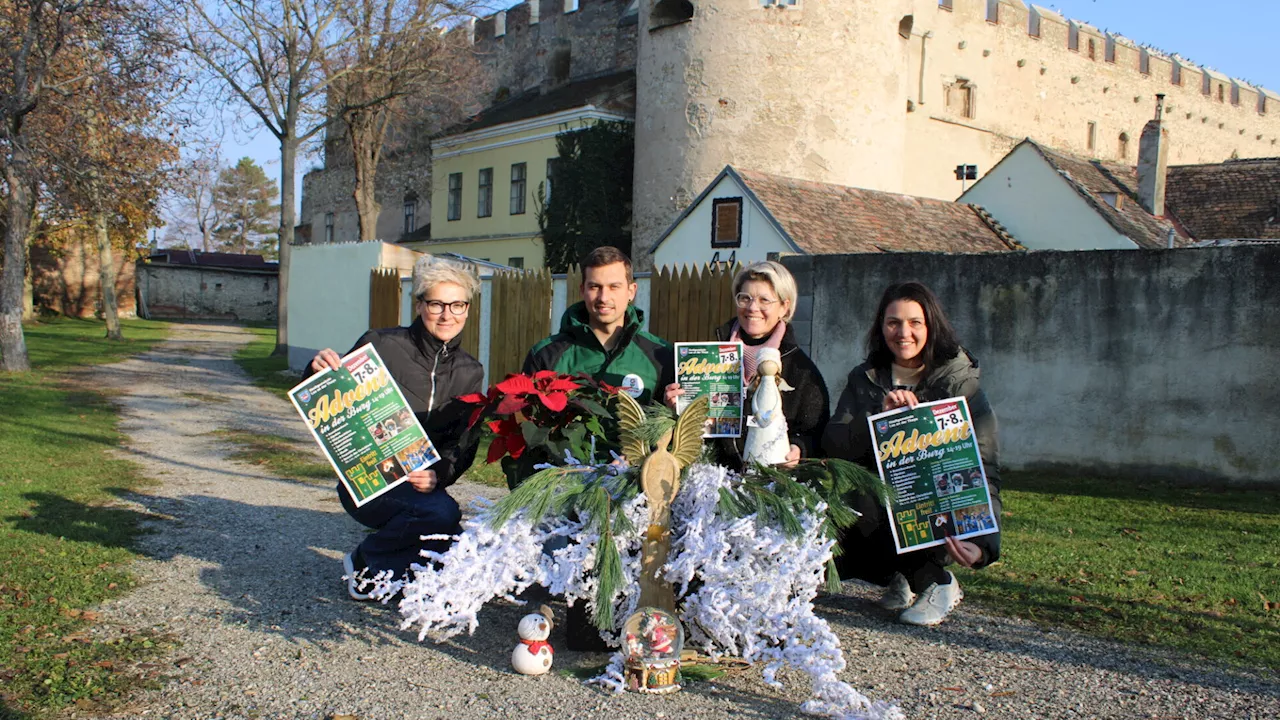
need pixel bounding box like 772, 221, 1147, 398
338, 317, 484, 489
822, 349, 1002, 567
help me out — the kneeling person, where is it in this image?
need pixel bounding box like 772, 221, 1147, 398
310, 257, 484, 600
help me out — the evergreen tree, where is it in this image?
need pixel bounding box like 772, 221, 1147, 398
536, 121, 634, 272
213, 157, 280, 258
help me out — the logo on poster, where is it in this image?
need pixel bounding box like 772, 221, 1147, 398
876, 420, 889, 434
621, 374, 645, 398
298, 389, 311, 403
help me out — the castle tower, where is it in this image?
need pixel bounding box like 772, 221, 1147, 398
632, 0, 916, 268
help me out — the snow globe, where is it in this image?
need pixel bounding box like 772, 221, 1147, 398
621, 607, 684, 694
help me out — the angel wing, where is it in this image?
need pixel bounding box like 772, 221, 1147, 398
615, 390, 649, 463
669, 394, 710, 468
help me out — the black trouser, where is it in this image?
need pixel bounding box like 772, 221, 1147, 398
833, 493, 950, 593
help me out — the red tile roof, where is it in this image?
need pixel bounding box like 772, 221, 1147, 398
733, 169, 1021, 254
1166, 158, 1280, 240
1027, 142, 1193, 249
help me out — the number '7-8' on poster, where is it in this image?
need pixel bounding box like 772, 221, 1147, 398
287, 344, 439, 507
866, 396, 999, 554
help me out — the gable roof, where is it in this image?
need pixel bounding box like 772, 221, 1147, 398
650, 167, 1021, 256
734, 169, 1021, 254
1020, 140, 1192, 249
1165, 158, 1280, 240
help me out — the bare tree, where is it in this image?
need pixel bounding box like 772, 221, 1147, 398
173, 152, 222, 252
1, 0, 159, 369
326, 0, 486, 241
170, 0, 356, 355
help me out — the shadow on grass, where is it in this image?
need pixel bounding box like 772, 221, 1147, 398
1004, 471, 1280, 516
817, 580, 1280, 698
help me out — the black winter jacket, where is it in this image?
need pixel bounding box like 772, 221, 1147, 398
712, 319, 830, 471
337, 317, 485, 489
822, 348, 1003, 567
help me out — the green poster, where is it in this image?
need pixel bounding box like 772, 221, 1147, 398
866, 397, 999, 553
288, 344, 439, 507
675, 342, 745, 438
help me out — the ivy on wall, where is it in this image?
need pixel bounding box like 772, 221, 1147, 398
536, 121, 634, 272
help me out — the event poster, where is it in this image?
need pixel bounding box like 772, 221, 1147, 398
288, 344, 439, 507
866, 397, 999, 554
674, 342, 745, 438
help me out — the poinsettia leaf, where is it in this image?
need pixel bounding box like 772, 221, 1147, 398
495, 374, 535, 395
538, 391, 569, 412
520, 420, 550, 451
487, 419, 504, 433
543, 377, 581, 392
532, 370, 559, 380
508, 431, 527, 459
457, 393, 488, 404
573, 397, 611, 418
486, 435, 507, 463
496, 395, 529, 415
597, 381, 621, 395
468, 405, 485, 428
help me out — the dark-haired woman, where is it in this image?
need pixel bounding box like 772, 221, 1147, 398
822, 282, 1002, 627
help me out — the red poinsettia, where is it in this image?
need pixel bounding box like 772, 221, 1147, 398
458, 371, 620, 488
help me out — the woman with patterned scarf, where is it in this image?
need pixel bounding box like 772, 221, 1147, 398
662, 261, 830, 471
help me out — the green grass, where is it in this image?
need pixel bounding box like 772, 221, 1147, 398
460, 439, 507, 488
232, 325, 298, 397
211, 430, 333, 484
0, 318, 174, 718
962, 472, 1280, 673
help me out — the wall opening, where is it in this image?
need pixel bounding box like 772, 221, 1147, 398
898, 14, 913, 39
1118, 132, 1130, 160
651, 0, 694, 30
938, 0, 952, 10
985, 0, 998, 24
1068, 24, 1079, 51
711, 198, 743, 248
1172, 63, 1182, 86
1139, 49, 1151, 75
1087, 121, 1097, 152
945, 79, 975, 119
1104, 37, 1115, 63
1027, 11, 1040, 38
1087, 38, 1097, 61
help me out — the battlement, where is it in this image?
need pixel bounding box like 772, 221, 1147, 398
936, 1, 1273, 107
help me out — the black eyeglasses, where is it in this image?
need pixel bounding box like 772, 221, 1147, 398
418, 298, 470, 316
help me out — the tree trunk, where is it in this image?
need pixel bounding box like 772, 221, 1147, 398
201, 223, 213, 252
1, 159, 33, 372
96, 210, 122, 340
348, 108, 388, 242
274, 134, 297, 356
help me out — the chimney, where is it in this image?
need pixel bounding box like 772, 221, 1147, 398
1137, 94, 1169, 216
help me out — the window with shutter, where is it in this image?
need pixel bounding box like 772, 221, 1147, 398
711, 198, 743, 248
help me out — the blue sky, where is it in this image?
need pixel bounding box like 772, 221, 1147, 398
209, 0, 1280, 222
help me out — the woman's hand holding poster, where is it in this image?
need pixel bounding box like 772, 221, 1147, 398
288, 344, 439, 507
674, 342, 745, 437
867, 397, 999, 553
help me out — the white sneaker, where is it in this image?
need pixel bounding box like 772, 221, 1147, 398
878, 573, 915, 611
343, 551, 372, 601
898, 573, 963, 626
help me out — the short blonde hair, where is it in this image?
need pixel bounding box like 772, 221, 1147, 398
412, 255, 480, 301
733, 260, 798, 322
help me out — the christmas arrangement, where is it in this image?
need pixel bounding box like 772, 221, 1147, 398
364, 370, 903, 720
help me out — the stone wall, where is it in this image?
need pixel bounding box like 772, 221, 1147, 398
137, 264, 278, 323
30, 240, 137, 318
301, 152, 432, 245
782, 245, 1280, 485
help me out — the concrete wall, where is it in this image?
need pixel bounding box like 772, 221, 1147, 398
287, 242, 393, 372
652, 172, 791, 269
958, 142, 1136, 250
137, 265, 277, 323
783, 245, 1280, 484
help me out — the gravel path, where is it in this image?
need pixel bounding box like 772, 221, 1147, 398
78, 322, 1278, 720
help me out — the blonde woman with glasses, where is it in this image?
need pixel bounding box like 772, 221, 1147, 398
309, 256, 484, 601
662, 260, 830, 471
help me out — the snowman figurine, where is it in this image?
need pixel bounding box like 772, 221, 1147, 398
511, 607, 554, 676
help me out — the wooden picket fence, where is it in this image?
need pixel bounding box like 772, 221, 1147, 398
648, 263, 739, 342
488, 268, 553, 381
368, 267, 401, 330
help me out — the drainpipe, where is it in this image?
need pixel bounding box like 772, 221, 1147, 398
919, 31, 934, 106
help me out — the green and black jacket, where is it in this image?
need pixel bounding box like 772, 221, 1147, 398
522, 302, 673, 405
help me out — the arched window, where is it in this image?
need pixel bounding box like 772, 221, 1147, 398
1118, 132, 1130, 160
652, 0, 693, 30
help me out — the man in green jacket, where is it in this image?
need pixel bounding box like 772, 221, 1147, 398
522, 245, 672, 651
523, 246, 672, 404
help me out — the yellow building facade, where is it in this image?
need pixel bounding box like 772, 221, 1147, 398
409, 106, 631, 268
